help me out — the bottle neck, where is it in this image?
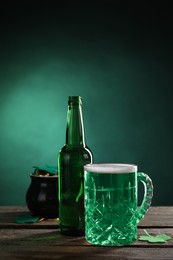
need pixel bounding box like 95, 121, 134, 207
65, 98, 85, 147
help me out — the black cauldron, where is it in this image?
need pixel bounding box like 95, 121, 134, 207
26, 172, 58, 219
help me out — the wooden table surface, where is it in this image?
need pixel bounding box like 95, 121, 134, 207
0, 206, 173, 260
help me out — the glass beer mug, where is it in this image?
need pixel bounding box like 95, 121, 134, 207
84, 164, 153, 246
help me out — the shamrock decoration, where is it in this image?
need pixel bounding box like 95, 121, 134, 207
16, 213, 39, 224
139, 230, 171, 243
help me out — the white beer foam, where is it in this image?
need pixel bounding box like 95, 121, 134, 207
84, 164, 137, 174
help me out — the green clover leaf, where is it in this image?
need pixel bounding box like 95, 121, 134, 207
16, 214, 39, 224
139, 230, 171, 243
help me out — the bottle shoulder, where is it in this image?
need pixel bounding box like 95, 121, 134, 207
58, 145, 93, 161
59, 145, 91, 152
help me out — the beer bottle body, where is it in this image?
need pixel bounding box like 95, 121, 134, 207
58, 96, 93, 235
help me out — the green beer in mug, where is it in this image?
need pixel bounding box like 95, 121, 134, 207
84, 164, 153, 246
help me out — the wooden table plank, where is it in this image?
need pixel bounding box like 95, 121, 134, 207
0, 228, 172, 247
0, 206, 59, 228
0, 245, 173, 260
0, 206, 173, 228
139, 206, 173, 227
0, 228, 173, 259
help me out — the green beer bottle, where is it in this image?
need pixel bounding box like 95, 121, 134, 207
58, 96, 93, 236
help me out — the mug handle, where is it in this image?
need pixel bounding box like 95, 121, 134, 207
136, 172, 153, 223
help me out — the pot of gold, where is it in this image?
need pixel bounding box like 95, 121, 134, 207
26, 165, 58, 219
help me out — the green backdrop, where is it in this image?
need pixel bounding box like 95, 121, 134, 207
0, 4, 172, 206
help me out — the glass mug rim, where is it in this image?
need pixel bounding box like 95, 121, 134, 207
84, 163, 137, 174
